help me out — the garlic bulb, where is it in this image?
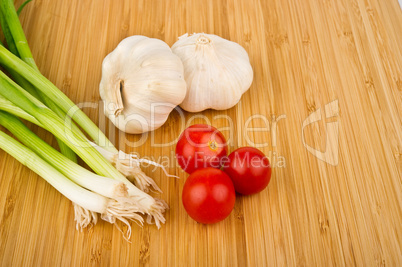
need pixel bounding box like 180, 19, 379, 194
100, 36, 187, 134
171, 33, 253, 112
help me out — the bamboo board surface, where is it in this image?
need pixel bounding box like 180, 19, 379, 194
0, 0, 401, 266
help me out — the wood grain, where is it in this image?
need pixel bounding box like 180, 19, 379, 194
1, 0, 401, 266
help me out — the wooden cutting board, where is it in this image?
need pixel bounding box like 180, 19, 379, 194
1, 0, 401, 265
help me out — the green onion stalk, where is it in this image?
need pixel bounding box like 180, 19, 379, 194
0, 72, 167, 227
0, 94, 167, 193
0, 0, 170, 229
0, 111, 148, 237
0, 128, 143, 238
0, 44, 117, 153
0, 111, 132, 201
0, 1, 169, 191
0, 0, 77, 161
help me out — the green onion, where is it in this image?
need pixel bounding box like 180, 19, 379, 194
0, 128, 144, 237
0, 44, 117, 152
0, 0, 168, 230
0, 94, 38, 124
0, 129, 104, 222
16, 0, 32, 16
0, 111, 128, 200
0, 73, 167, 227
0, 94, 168, 194
0, 0, 35, 66
0, 94, 88, 142
0, 0, 77, 161
0, 69, 119, 177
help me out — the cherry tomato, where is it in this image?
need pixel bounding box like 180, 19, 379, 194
222, 147, 271, 195
182, 168, 236, 224
176, 124, 228, 174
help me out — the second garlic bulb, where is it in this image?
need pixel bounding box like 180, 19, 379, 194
171, 33, 253, 112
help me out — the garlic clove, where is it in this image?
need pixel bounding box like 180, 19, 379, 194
100, 36, 187, 134
171, 33, 253, 112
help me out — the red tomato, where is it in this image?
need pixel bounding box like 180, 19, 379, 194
222, 147, 271, 195
176, 124, 228, 174
182, 168, 236, 224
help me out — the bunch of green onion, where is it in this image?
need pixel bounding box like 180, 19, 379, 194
0, 0, 169, 239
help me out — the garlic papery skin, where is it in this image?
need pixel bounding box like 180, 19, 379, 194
171, 33, 253, 112
100, 36, 187, 134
